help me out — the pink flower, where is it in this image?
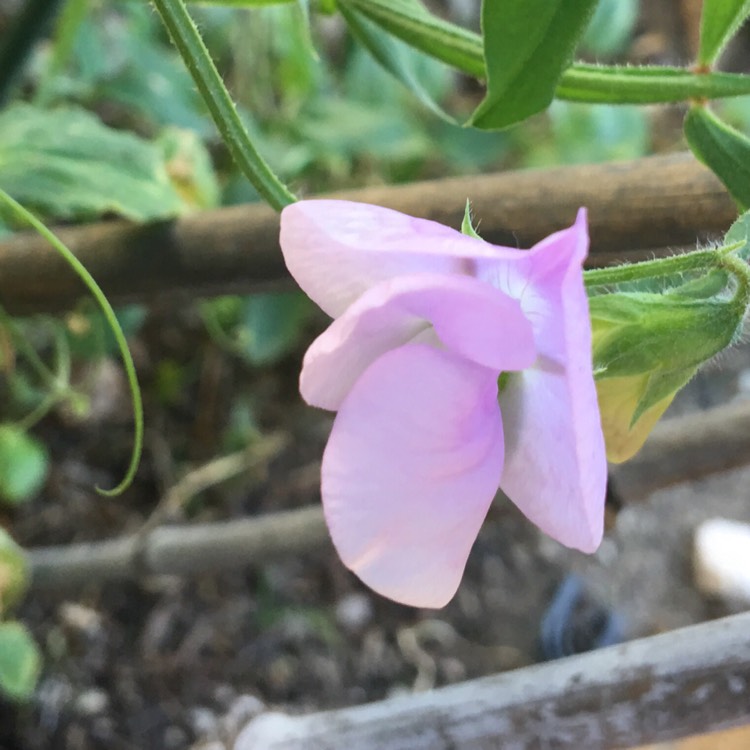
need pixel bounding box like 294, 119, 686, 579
280, 200, 606, 608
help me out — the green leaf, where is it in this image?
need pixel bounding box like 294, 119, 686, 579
203, 292, 314, 366
523, 102, 648, 167
186, 0, 296, 4
327, 1, 750, 109
581, 0, 638, 57
293, 0, 319, 61
237, 292, 313, 365
0, 425, 49, 505
336, 2, 455, 121
0, 529, 29, 613
684, 105, 750, 211
0, 104, 185, 222
470, 0, 598, 129
337, 0, 484, 77
158, 127, 220, 210
699, 0, 750, 66
0, 622, 41, 701
556, 64, 750, 104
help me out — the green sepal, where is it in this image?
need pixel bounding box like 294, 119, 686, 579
666, 268, 731, 299
684, 105, 750, 211
631, 367, 696, 425
698, 0, 750, 66
590, 290, 742, 381
461, 200, 482, 239
470, 0, 598, 129
593, 220, 750, 462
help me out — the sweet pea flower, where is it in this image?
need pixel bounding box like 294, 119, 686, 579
280, 200, 606, 608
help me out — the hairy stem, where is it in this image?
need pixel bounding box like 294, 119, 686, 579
151, 0, 297, 211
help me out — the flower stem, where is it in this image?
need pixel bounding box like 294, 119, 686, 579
340, 0, 750, 104
0, 189, 143, 497
151, 0, 297, 211
583, 249, 724, 288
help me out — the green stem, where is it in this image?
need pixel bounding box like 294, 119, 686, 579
340, 0, 750, 105
556, 64, 750, 104
0, 189, 143, 497
151, 0, 297, 211
583, 249, 724, 288
15, 391, 62, 432
0, 315, 59, 392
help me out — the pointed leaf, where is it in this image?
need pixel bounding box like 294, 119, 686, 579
461, 200, 482, 239
633, 367, 696, 424
470, 0, 599, 129
336, 2, 455, 121
699, 0, 750, 66
684, 105, 750, 211
338, 0, 484, 77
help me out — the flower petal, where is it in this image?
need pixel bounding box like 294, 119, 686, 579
280, 200, 527, 317
322, 344, 504, 608
497, 209, 606, 553
479, 210, 590, 345
301, 273, 536, 410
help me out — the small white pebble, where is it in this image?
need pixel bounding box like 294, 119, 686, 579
189, 706, 220, 738
694, 518, 750, 602
58, 602, 102, 635
335, 593, 373, 633
74, 688, 109, 716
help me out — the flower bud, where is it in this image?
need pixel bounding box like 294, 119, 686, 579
591, 271, 745, 462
